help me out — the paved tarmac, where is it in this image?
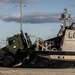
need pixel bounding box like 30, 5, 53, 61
0, 67, 75, 75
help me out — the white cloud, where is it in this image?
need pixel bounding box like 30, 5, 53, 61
0, 0, 38, 4
0, 12, 61, 23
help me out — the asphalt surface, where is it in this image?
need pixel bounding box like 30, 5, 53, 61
0, 67, 75, 75
0, 60, 75, 75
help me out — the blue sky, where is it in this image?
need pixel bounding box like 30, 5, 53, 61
0, 0, 75, 46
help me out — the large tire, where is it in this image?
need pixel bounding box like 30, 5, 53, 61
3, 56, 15, 67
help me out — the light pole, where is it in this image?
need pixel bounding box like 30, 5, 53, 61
20, 2, 22, 32
16, 2, 26, 33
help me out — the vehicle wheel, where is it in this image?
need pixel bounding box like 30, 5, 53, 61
51, 48, 57, 51
3, 56, 15, 67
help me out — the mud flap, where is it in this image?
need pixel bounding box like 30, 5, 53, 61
13, 58, 27, 67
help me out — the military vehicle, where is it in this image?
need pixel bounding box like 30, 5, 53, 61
0, 31, 34, 67
0, 9, 75, 67
22, 9, 75, 67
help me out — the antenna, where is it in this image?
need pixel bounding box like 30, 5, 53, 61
64, 9, 67, 27
61, 9, 68, 31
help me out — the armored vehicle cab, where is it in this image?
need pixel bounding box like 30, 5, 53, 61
0, 31, 33, 67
